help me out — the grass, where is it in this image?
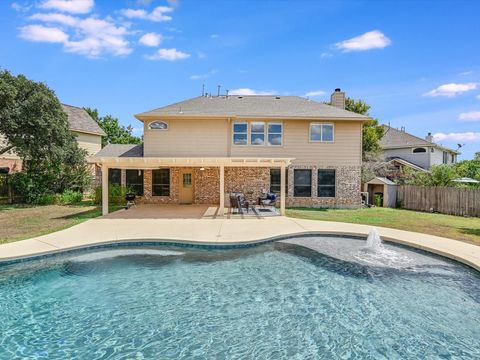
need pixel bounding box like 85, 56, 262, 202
0, 202, 121, 244
286, 207, 480, 246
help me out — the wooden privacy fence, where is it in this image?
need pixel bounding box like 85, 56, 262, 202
397, 185, 480, 217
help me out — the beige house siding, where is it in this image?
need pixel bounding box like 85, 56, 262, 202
0, 134, 20, 160
144, 119, 229, 157
72, 131, 102, 156
142, 118, 362, 166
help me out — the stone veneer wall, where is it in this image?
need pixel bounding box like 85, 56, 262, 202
224, 167, 270, 205
95, 165, 361, 208
194, 167, 220, 204
140, 168, 181, 204
286, 165, 361, 208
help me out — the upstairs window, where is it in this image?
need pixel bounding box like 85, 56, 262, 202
149, 121, 168, 130
251, 122, 265, 145
443, 151, 448, 164
318, 169, 336, 197
413, 147, 426, 153
268, 123, 283, 146
152, 169, 170, 196
233, 122, 248, 145
310, 124, 334, 142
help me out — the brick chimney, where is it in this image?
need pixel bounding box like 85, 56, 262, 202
425, 132, 433, 142
330, 88, 345, 109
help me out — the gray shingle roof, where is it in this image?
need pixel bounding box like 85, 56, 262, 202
62, 104, 106, 136
94, 144, 143, 158
380, 125, 432, 148
135, 96, 370, 120
380, 125, 458, 154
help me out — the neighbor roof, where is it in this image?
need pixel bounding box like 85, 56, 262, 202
94, 144, 143, 158
62, 104, 106, 136
380, 125, 458, 154
135, 95, 370, 121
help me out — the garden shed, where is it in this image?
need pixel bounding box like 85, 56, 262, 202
363, 177, 397, 208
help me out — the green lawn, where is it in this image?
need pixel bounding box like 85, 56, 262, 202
286, 207, 480, 245
0, 202, 121, 244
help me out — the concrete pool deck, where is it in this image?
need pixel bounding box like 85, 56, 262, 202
0, 215, 479, 271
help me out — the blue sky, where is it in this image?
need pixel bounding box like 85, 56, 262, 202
1, 0, 479, 159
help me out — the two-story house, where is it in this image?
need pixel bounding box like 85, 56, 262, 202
0, 104, 105, 173
90, 89, 370, 216
380, 125, 459, 171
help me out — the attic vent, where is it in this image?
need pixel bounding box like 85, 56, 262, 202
238, 96, 243, 99
275, 96, 280, 99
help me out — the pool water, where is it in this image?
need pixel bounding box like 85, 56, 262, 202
0, 239, 479, 359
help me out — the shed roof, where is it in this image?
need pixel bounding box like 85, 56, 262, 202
365, 177, 397, 186
62, 104, 106, 136
135, 95, 370, 121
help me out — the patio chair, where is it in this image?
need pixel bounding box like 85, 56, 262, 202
258, 192, 277, 208
230, 192, 249, 214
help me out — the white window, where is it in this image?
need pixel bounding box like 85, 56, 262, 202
233, 122, 248, 145
310, 123, 334, 142
148, 121, 168, 130
268, 123, 283, 146
251, 122, 265, 145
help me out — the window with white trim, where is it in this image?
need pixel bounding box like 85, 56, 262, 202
148, 121, 168, 130
413, 147, 426, 153
310, 124, 334, 142
233, 122, 248, 145
268, 123, 283, 146
250, 122, 265, 145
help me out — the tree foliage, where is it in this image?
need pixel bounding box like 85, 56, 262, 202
84, 108, 142, 147
344, 97, 384, 159
0, 70, 91, 202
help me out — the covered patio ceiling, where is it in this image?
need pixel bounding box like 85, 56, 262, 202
88, 156, 295, 168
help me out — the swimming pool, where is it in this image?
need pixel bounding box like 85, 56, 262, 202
0, 236, 479, 359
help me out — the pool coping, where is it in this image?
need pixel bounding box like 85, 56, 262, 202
0, 217, 479, 271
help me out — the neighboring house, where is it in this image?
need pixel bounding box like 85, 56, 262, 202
380, 125, 459, 171
0, 104, 105, 173
91, 89, 370, 215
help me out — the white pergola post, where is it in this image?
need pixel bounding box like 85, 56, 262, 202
219, 164, 225, 216
280, 163, 286, 216
101, 164, 109, 216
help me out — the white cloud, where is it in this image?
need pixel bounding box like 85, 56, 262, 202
459, 71, 473, 76
121, 6, 173, 22
19, 24, 68, 43
304, 90, 326, 97
335, 30, 391, 52
229, 88, 276, 96
320, 52, 332, 58
11, 2, 31, 12
434, 132, 480, 142
30, 12, 78, 26
39, 0, 94, 14
145, 48, 190, 61
477, 94, 480, 100
459, 111, 480, 122
190, 69, 217, 80
139, 32, 162, 47
424, 82, 478, 97
24, 13, 131, 57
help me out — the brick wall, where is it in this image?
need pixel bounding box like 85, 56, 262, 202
225, 167, 270, 205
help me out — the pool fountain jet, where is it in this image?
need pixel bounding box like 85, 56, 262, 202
365, 227, 382, 251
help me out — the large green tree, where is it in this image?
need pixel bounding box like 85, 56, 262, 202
84, 108, 142, 147
344, 97, 384, 159
0, 70, 91, 201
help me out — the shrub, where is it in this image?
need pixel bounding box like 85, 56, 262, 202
34, 194, 57, 205
58, 190, 83, 204
94, 184, 130, 205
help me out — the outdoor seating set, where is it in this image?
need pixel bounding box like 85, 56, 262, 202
229, 191, 278, 215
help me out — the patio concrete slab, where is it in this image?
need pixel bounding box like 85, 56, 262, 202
0, 215, 479, 271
